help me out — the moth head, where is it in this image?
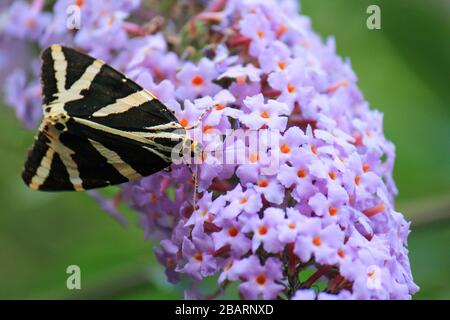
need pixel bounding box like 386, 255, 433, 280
46, 113, 68, 132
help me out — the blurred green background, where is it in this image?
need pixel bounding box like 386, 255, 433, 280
0, 0, 449, 299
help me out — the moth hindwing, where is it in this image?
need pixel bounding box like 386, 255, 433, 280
22, 44, 187, 191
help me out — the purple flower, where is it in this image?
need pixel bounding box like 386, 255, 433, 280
277, 207, 307, 244
218, 64, 262, 83
177, 224, 217, 280
277, 126, 309, 162
276, 148, 317, 201
294, 218, 344, 265
241, 207, 285, 253
212, 219, 251, 256
267, 59, 308, 107
258, 41, 291, 73
1, 0, 51, 40
176, 58, 221, 100
0, 39, 29, 83
77, 23, 128, 60
4, 69, 42, 129
240, 94, 289, 130
195, 89, 241, 127
308, 186, 348, 218
185, 191, 225, 226
155, 239, 181, 284
235, 256, 284, 300
239, 10, 274, 57
125, 34, 179, 82
217, 184, 262, 222
229, 81, 261, 107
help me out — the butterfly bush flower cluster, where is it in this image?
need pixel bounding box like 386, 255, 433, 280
0, 0, 418, 299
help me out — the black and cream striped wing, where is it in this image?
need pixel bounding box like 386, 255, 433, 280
41, 45, 180, 130
22, 45, 186, 191
22, 123, 172, 191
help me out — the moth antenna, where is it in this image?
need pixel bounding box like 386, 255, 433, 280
184, 104, 215, 207
185, 104, 215, 130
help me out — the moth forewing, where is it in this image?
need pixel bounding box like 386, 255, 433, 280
23, 44, 186, 191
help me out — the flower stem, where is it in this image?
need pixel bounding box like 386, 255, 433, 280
303, 265, 333, 288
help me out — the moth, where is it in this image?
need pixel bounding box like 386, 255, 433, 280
22, 45, 197, 191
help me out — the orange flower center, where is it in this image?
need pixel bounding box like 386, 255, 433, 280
328, 171, 337, 180
179, 118, 189, 127
260, 111, 270, 119
352, 131, 363, 146
191, 75, 204, 87
276, 24, 288, 38
328, 206, 338, 216
311, 145, 318, 155
202, 125, 214, 133
228, 227, 239, 237
258, 225, 268, 235
278, 61, 286, 70
287, 83, 296, 93
193, 251, 203, 262
107, 17, 115, 27
215, 104, 225, 110
149, 193, 159, 202
256, 273, 267, 285
297, 169, 307, 178
288, 222, 296, 229
76, 0, 84, 7
363, 164, 370, 172
280, 143, 291, 154
240, 197, 247, 204
236, 75, 247, 84
26, 19, 36, 29
338, 249, 345, 258
257, 180, 269, 188
257, 30, 264, 39
300, 39, 310, 48
312, 236, 321, 247
354, 175, 361, 186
